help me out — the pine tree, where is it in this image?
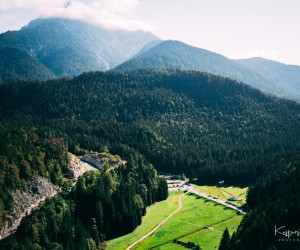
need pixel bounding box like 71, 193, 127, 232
219, 228, 230, 250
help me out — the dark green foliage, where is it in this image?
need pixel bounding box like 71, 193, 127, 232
1, 70, 300, 184
230, 160, 300, 250
0, 123, 69, 225
115, 40, 300, 100
1, 148, 168, 249
219, 228, 231, 250
0, 47, 54, 84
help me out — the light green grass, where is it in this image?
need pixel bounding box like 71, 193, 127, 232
133, 194, 238, 249
220, 186, 248, 205
106, 191, 182, 250
194, 185, 248, 206
193, 185, 223, 198
179, 215, 243, 250
154, 243, 186, 250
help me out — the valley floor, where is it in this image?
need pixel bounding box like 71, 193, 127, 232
107, 185, 245, 250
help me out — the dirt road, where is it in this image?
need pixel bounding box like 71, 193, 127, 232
125, 192, 187, 250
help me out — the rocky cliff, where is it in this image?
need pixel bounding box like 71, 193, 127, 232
0, 177, 59, 239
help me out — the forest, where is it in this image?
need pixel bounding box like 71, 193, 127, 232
0, 69, 299, 183
220, 156, 300, 250
0, 123, 69, 225
1, 69, 300, 249
0, 123, 168, 249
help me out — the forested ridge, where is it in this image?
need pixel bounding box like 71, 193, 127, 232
1, 70, 300, 184
0, 47, 54, 84
0, 123, 168, 249
0, 123, 69, 226
223, 157, 300, 250
1, 69, 300, 249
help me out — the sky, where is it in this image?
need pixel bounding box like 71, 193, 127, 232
0, 0, 299, 66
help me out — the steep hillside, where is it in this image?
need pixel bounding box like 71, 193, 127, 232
237, 57, 300, 99
0, 124, 69, 235
229, 159, 300, 250
0, 47, 54, 83
0, 18, 159, 81
0, 146, 168, 250
1, 70, 300, 183
116, 40, 300, 100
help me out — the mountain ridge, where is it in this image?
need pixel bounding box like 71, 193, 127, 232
0, 18, 159, 82
116, 40, 300, 101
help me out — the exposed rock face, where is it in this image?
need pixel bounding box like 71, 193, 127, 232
68, 153, 86, 179
0, 177, 59, 240
80, 152, 124, 170
0, 154, 101, 240
80, 154, 104, 169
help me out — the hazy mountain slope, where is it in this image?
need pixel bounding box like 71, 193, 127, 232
237, 57, 300, 98
0, 18, 159, 80
132, 39, 162, 58
0, 47, 54, 83
116, 40, 299, 100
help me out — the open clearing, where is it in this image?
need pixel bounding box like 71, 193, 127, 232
107, 185, 246, 250
107, 192, 182, 250
193, 185, 248, 206
132, 194, 241, 249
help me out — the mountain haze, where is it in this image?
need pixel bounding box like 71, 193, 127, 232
0, 18, 159, 82
116, 40, 300, 100
237, 57, 300, 97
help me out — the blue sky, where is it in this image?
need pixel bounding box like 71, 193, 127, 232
0, 0, 299, 65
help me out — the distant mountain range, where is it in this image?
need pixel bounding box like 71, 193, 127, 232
0, 18, 300, 101
115, 40, 300, 101
0, 18, 159, 82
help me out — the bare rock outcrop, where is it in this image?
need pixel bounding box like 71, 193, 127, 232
68, 153, 86, 179
0, 177, 59, 240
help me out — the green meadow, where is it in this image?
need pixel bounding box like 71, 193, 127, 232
106, 191, 182, 250
133, 194, 239, 249
193, 185, 248, 206
107, 185, 246, 250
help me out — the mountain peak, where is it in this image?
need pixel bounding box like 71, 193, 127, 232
0, 18, 159, 82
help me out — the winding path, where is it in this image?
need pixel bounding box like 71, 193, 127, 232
125, 192, 187, 250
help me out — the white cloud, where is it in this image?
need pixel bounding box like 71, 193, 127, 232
0, 0, 153, 31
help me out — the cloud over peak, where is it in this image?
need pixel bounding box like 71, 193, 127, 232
0, 0, 153, 31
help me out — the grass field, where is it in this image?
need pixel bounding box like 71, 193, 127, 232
106, 191, 182, 250
107, 185, 246, 250
133, 194, 239, 249
193, 185, 248, 206
178, 215, 243, 249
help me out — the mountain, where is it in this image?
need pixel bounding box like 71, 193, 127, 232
1, 69, 300, 184
0, 18, 159, 82
237, 57, 300, 97
0, 47, 54, 83
116, 40, 300, 101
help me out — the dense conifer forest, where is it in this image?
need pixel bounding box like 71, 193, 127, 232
228, 157, 300, 250
0, 124, 168, 249
0, 70, 299, 183
0, 123, 69, 225
1, 69, 300, 249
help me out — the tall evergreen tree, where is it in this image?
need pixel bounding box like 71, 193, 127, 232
219, 228, 231, 250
